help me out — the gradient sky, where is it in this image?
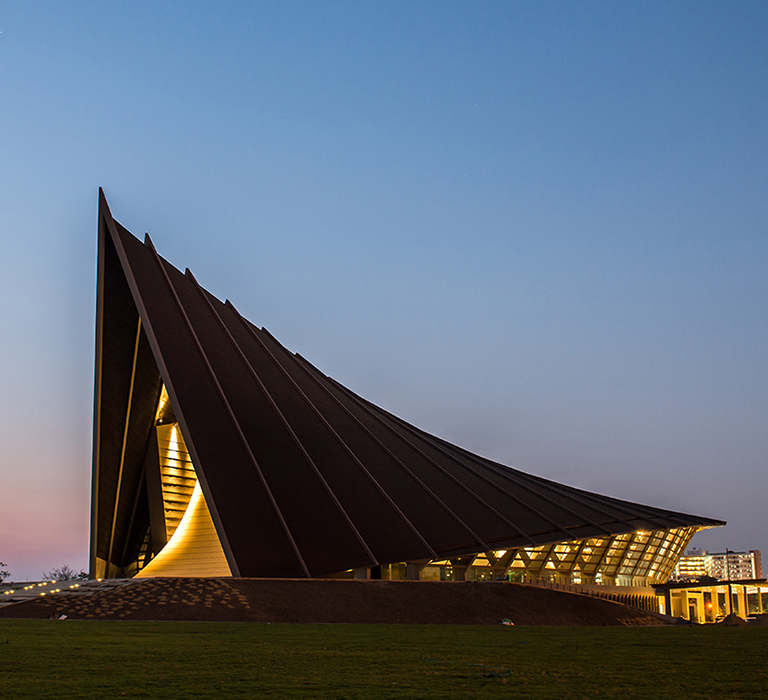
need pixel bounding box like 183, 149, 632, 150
1, 1, 766, 581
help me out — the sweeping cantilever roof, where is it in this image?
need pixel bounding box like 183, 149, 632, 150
91, 190, 724, 578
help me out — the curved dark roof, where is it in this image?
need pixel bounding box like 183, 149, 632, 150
92, 191, 724, 578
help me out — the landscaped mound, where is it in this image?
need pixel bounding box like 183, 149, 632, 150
0, 578, 664, 626
718, 612, 749, 626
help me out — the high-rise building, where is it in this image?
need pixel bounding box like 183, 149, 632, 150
673, 550, 708, 580
672, 548, 762, 582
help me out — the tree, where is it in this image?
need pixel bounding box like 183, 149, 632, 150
42, 565, 89, 581
0, 562, 9, 581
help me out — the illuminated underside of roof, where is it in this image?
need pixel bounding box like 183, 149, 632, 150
90, 190, 724, 580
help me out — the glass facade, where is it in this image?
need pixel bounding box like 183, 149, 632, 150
368, 527, 697, 588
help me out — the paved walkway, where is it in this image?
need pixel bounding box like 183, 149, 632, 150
0, 578, 137, 608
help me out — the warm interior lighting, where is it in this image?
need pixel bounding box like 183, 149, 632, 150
133, 388, 230, 578
156, 422, 198, 542
419, 526, 696, 586
135, 480, 231, 578
154, 385, 173, 422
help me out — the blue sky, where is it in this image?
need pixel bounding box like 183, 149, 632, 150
1, 1, 766, 580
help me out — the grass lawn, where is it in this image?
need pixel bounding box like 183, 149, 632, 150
0, 620, 765, 699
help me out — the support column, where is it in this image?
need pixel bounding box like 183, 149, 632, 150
450, 556, 475, 582
452, 566, 467, 581
739, 585, 748, 617
405, 561, 428, 581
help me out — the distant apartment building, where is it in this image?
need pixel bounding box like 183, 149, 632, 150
672, 549, 763, 582
674, 550, 708, 580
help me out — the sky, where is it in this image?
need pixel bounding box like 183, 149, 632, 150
0, 1, 766, 582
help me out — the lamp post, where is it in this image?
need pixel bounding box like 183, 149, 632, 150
725, 548, 733, 619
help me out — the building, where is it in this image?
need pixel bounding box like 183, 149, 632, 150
90, 191, 725, 586
753, 550, 764, 580
656, 578, 768, 622
672, 549, 762, 582
707, 550, 761, 581
672, 549, 708, 581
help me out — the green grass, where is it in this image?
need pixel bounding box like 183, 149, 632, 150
0, 621, 765, 699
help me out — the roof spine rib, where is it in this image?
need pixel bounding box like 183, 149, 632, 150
434, 433, 688, 531
238, 309, 495, 553
287, 353, 542, 545
142, 238, 311, 577
411, 430, 617, 537
530, 474, 692, 529
185, 271, 379, 568
339, 386, 604, 541
226, 301, 443, 558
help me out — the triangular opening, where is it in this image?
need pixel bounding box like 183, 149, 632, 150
135, 385, 231, 578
